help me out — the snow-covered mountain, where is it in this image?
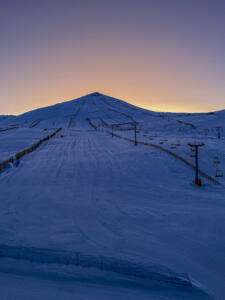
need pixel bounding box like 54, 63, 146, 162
0, 115, 16, 125
1, 92, 225, 133
0, 92, 224, 300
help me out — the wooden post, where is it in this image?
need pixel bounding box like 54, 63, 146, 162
76, 252, 79, 266
134, 124, 137, 146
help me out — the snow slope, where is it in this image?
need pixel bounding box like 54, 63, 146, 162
0, 92, 224, 299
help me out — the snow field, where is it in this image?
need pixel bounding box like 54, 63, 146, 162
0, 93, 224, 299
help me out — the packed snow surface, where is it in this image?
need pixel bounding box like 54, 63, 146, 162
0, 92, 224, 299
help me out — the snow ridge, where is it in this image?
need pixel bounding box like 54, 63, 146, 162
0, 244, 193, 287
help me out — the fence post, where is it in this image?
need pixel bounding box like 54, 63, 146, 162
17, 247, 21, 259
186, 274, 192, 286
134, 124, 137, 146
31, 247, 34, 262
100, 256, 103, 270
76, 252, 79, 266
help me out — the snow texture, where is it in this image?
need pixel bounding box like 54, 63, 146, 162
0, 92, 224, 299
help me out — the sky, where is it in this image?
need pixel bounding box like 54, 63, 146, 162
0, 0, 225, 115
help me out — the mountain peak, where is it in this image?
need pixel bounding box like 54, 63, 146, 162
89, 92, 102, 97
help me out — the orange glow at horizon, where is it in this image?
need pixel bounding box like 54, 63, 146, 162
2, 37, 224, 116
1, 1, 224, 116
10, 90, 221, 116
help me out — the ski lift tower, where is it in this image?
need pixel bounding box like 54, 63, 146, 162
188, 142, 205, 185
111, 121, 138, 145
214, 155, 223, 178
216, 126, 222, 139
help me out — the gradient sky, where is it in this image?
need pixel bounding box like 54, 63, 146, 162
0, 0, 225, 115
